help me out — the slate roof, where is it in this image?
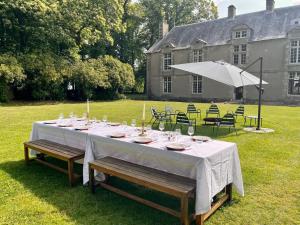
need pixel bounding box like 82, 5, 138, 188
147, 5, 300, 53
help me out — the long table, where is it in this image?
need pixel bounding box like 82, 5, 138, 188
30, 121, 244, 215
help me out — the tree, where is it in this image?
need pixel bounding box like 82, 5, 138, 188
55, 0, 125, 59
140, 0, 218, 47
0, 54, 25, 101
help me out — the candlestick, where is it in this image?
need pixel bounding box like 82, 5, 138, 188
142, 103, 146, 121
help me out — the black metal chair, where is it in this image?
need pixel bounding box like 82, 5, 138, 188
149, 107, 172, 128
216, 113, 237, 135
233, 105, 245, 119
206, 104, 220, 118
173, 112, 196, 132
187, 103, 201, 118
165, 105, 179, 118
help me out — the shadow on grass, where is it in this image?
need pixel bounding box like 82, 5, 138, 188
0, 159, 183, 225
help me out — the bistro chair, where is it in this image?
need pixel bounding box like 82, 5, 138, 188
165, 105, 179, 118
173, 112, 196, 132
187, 103, 201, 118
233, 105, 245, 119
206, 104, 220, 118
149, 107, 172, 128
216, 113, 237, 135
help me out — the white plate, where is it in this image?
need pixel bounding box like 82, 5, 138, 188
74, 126, 89, 131
110, 132, 126, 138
107, 122, 121, 126
192, 136, 211, 142
133, 137, 152, 144
166, 143, 187, 151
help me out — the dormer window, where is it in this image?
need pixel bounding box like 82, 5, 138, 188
234, 30, 247, 39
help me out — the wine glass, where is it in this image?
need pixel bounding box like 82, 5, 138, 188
188, 126, 194, 138
122, 121, 128, 127
69, 112, 74, 118
175, 128, 181, 142
131, 119, 136, 128
159, 122, 165, 132
102, 115, 108, 123
58, 113, 64, 125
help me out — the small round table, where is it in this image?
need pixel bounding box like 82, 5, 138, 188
244, 115, 263, 127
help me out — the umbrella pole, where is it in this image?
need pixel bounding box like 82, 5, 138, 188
257, 57, 263, 130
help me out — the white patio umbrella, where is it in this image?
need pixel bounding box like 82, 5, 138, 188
170, 61, 268, 88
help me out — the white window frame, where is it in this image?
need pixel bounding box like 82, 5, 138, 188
163, 76, 172, 93
288, 72, 300, 96
192, 75, 202, 94
163, 53, 172, 71
234, 30, 247, 39
233, 44, 247, 65
290, 40, 300, 64
193, 49, 203, 62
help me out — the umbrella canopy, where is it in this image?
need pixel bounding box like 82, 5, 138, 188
170, 61, 268, 88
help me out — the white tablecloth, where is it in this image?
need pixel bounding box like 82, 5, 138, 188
30, 121, 244, 215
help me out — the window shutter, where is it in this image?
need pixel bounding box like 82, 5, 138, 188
160, 76, 164, 93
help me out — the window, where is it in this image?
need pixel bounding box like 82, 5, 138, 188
193, 49, 203, 62
233, 44, 247, 65
290, 40, 300, 64
241, 54, 247, 65
234, 30, 247, 39
163, 53, 172, 70
288, 72, 300, 95
192, 75, 202, 94
234, 45, 239, 52
242, 30, 247, 37
163, 76, 172, 93
233, 54, 239, 65
241, 44, 247, 52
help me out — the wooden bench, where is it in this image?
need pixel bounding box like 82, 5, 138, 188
24, 139, 84, 186
89, 157, 232, 225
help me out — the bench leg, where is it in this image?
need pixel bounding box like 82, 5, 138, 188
89, 165, 95, 193
68, 160, 74, 186
226, 183, 232, 203
24, 146, 29, 164
180, 195, 189, 225
196, 215, 204, 225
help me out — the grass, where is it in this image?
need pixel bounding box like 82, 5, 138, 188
0, 100, 299, 225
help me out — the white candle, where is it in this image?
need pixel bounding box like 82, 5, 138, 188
87, 99, 90, 114
142, 103, 146, 121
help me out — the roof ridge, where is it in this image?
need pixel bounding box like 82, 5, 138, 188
173, 4, 300, 29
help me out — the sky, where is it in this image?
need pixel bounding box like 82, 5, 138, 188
215, 0, 300, 18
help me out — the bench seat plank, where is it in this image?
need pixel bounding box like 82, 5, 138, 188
91, 157, 196, 197
24, 139, 84, 186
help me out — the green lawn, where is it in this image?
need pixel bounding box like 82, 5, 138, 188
0, 100, 299, 225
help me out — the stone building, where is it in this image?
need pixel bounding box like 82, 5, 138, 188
146, 0, 300, 104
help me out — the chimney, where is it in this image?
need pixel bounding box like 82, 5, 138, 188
266, 0, 275, 11
159, 18, 169, 39
228, 5, 236, 19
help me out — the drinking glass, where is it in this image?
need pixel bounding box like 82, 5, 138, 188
58, 113, 64, 124
159, 122, 165, 132
103, 115, 108, 123
69, 112, 74, 118
146, 124, 152, 131
175, 128, 181, 142
188, 126, 194, 137
131, 119, 136, 127
122, 121, 128, 126
82, 112, 87, 120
